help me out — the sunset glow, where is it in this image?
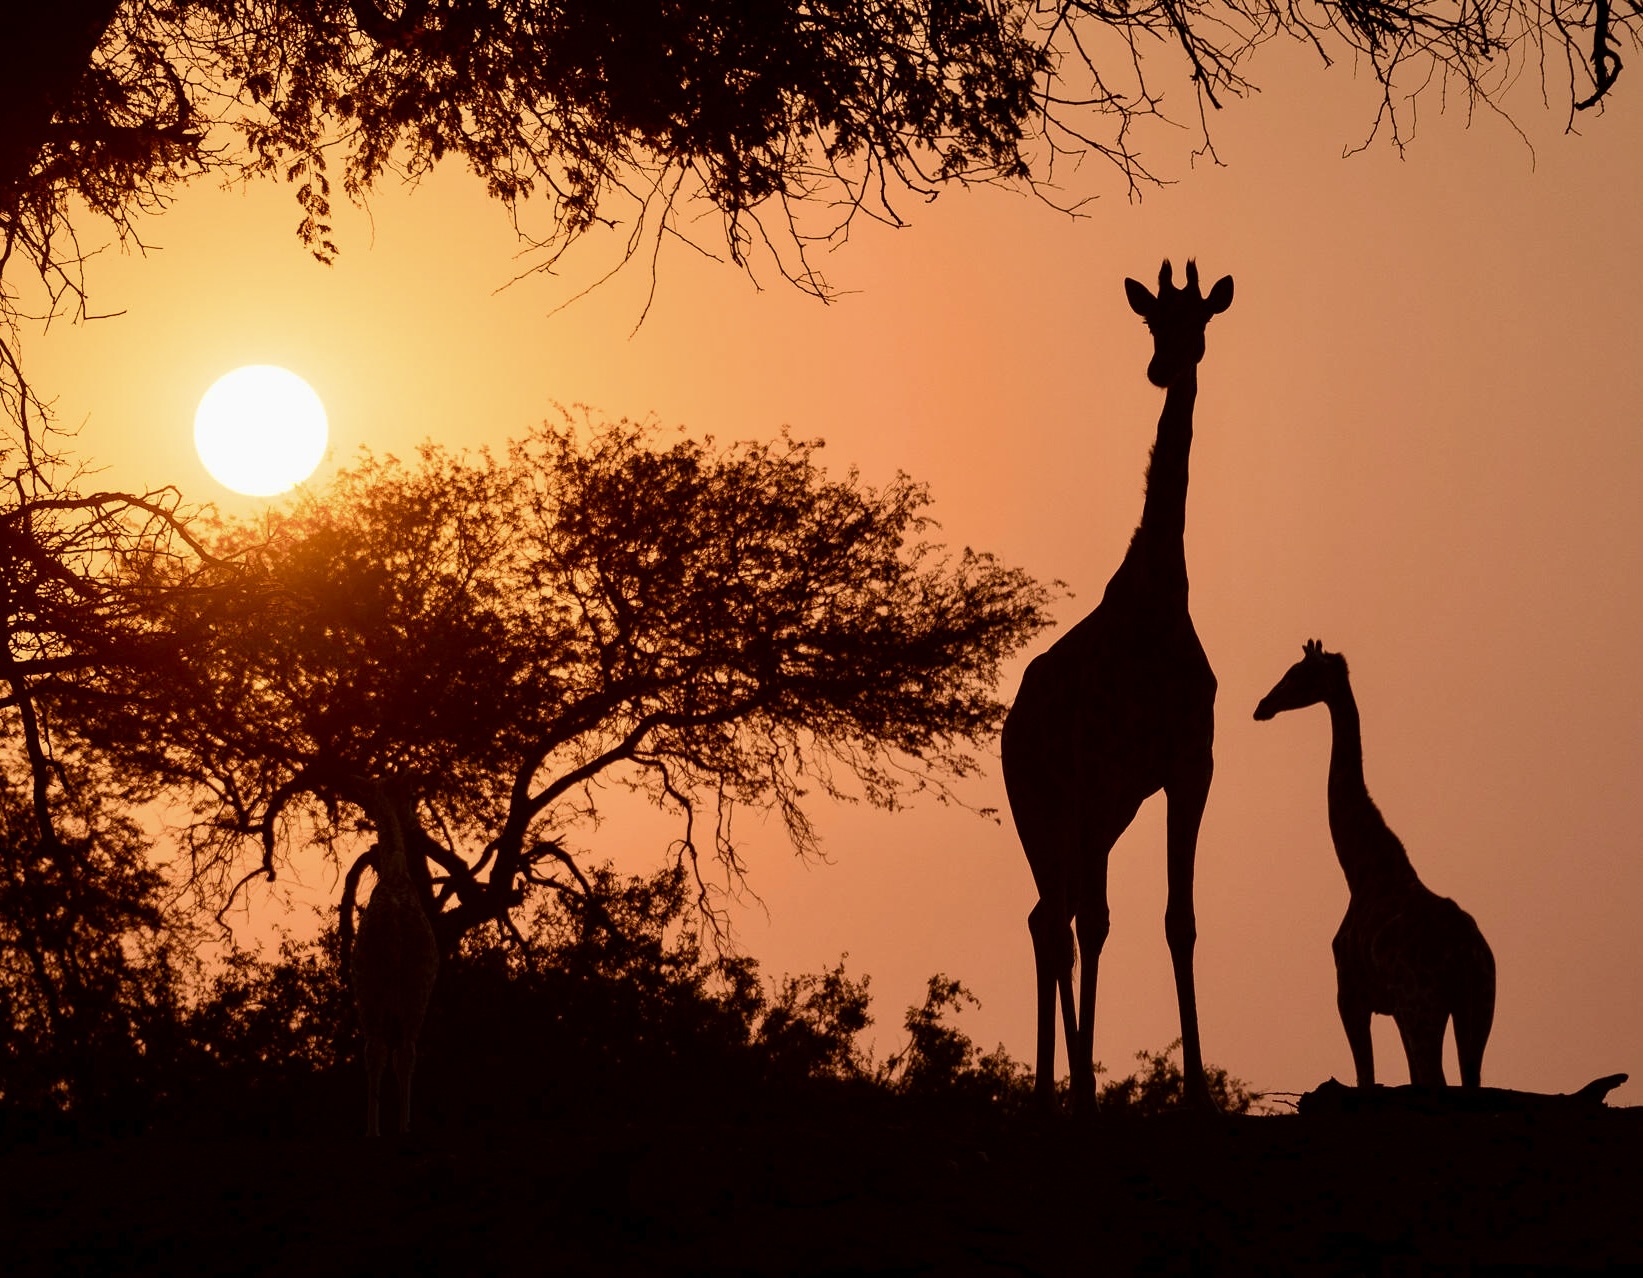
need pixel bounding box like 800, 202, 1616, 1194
28, 79, 1643, 1110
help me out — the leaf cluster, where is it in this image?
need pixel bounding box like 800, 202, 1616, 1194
757, 958, 876, 1083
222, 1, 1045, 279
880, 973, 1035, 1106
1095, 1038, 1263, 1116
0, 2, 215, 446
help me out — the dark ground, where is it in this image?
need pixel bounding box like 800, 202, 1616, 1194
3, 1089, 1640, 1276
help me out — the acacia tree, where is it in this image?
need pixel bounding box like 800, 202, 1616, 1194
80, 415, 1056, 950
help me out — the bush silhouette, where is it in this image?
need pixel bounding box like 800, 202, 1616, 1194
2, 855, 1261, 1137
1096, 1041, 1261, 1116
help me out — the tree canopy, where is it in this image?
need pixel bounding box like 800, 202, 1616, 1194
0, 0, 1632, 454
3, 0, 1633, 326
79, 414, 1054, 947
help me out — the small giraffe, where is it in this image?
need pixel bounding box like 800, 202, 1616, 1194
350, 784, 440, 1135
1255, 640, 1496, 1088
1002, 259, 1233, 1110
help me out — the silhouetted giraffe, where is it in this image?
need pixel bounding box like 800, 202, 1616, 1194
1002, 259, 1233, 1110
1255, 640, 1496, 1088
350, 784, 440, 1135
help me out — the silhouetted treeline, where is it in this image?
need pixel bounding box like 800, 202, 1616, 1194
0, 848, 1257, 1140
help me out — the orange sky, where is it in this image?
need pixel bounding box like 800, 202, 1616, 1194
25, 51, 1643, 1102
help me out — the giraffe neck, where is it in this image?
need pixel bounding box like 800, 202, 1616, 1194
360, 785, 421, 902
1324, 682, 1418, 897
376, 824, 414, 891
1133, 368, 1198, 570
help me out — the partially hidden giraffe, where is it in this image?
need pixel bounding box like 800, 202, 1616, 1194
1002, 259, 1233, 1110
349, 782, 440, 1135
1254, 640, 1496, 1088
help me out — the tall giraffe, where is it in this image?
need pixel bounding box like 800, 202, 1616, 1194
349, 781, 440, 1135
1002, 259, 1233, 1110
1255, 640, 1495, 1088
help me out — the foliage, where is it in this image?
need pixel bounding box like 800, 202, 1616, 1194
185, 863, 880, 1130
0, 842, 1267, 1138
182, 931, 353, 1096
881, 975, 1263, 1116
1097, 1039, 1263, 1117
0, 462, 211, 844
472, 861, 770, 1101
756, 958, 875, 1083
223, 1, 1048, 283
882, 974, 1034, 1106
0, 1, 1050, 443
7, 1, 1631, 282
4, 3, 1047, 291
0, 764, 187, 1126
0, 449, 212, 1128
83, 413, 1054, 949
1, 0, 1634, 412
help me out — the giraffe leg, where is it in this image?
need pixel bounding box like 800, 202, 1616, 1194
1395, 1009, 1447, 1088
1453, 936, 1496, 1089
364, 1035, 388, 1137
1336, 985, 1375, 1088
1054, 937, 1078, 1099
1072, 876, 1111, 1113
1028, 899, 1073, 1107
1164, 762, 1214, 1111
1066, 795, 1140, 1116
392, 1039, 417, 1135
1453, 982, 1494, 1090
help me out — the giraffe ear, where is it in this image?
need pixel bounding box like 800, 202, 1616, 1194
1124, 277, 1154, 317
1206, 275, 1234, 315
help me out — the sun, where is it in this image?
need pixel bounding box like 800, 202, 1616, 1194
194, 365, 329, 496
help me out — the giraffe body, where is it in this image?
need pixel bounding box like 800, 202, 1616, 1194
1002, 259, 1233, 1110
1255, 640, 1495, 1088
349, 787, 440, 1136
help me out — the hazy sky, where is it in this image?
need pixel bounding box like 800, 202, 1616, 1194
27, 49, 1643, 1102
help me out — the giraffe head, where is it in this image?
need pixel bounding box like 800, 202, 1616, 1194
1253, 639, 1348, 720
1124, 259, 1234, 388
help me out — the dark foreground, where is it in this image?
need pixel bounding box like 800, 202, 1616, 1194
5, 1091, 1640, 1275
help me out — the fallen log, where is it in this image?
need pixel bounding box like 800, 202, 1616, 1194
1297, 1073, 1629, 1116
